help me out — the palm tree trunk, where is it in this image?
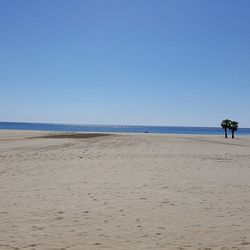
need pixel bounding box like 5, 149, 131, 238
232, 131, 234, 139
225, 129, 227, 138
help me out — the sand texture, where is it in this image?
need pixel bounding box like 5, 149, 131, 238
1, 130, 250, 250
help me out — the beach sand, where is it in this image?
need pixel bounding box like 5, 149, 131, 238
0, 130, 250, 250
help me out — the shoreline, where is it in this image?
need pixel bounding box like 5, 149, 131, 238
0, 128, 249, 138
1, 122, 250, 137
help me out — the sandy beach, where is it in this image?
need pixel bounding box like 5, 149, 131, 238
1, 130, 250, 250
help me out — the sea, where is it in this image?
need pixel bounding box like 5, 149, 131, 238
0, 122, 250, 136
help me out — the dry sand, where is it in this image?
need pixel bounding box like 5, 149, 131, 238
0, 130, 250, 250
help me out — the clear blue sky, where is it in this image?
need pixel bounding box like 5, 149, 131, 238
1, 0, 249, 127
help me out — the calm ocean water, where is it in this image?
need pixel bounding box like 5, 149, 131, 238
0, 122, 250, 136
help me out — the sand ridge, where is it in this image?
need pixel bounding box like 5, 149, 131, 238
0, 130, 250, 249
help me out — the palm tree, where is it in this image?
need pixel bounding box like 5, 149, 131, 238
229, 121, 239, 139
221, 119, 231, 138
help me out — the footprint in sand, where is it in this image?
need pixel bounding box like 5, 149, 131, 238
55, 216, 64, 220
31, 226, 44, 231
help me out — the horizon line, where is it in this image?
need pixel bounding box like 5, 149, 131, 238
1, 120, 249, 129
